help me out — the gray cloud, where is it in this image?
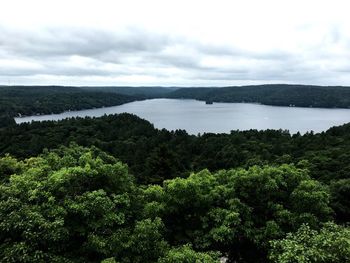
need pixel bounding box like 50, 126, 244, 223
0, 25, 350, 85
0, 27, 171, 58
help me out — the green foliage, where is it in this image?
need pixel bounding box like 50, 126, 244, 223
269, 223, 350, 263
0, 154, 23, 183
158, 245, 219, 263
127, 218, 168, 262
0, 113, 16, 128
0, 145, 222, 262
290, 180, 332, 224
144, 144, 184, 184
142, 164, 333, 262
1, 85, 350, 262
0, 145, 138, 262
3, 113, 350, 192
0, 111, 350, 262
329, 179, 350, 223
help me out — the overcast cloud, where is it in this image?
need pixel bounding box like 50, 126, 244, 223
1, 0, 350, 86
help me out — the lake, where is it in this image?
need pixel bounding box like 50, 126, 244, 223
15, 99, 350, 134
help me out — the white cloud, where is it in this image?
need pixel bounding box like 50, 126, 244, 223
1, 0, 350, 85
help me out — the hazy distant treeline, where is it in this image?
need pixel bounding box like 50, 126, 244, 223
168, 84, 350, 108
0, 86, 141, 127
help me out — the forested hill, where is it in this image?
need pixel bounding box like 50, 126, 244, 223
79, 86, 177, 97
0, 113, 349, 262
2, 112, 350, 187
167, 84, 350, 108
0, 86, 141, 127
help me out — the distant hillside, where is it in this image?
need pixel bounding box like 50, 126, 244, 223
0, 86, 140, 127
167, 84, 350, 108
79, 86, 178, 97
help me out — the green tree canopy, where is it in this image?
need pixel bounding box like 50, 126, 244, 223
0, 145, 162, 262
143, 164, 333, 262
269, 222, 350, 263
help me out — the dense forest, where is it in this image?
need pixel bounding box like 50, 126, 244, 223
168, 84, 350, 108
0, 113, 349, 262
3, 84, 350, 128
79, 86, 176, 97
0, 86, 140, 128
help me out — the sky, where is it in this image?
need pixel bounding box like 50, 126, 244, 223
1, 0, 350, 86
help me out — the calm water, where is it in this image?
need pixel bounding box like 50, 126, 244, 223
15, 99, 350, 134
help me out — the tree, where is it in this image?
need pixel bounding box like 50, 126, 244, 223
158, 245, 219, 263
0, 145, 138, 262
269, 222, 350, 263
144, 144, 183, 184
329, 179, 350, 223
143, 164, 333, 263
